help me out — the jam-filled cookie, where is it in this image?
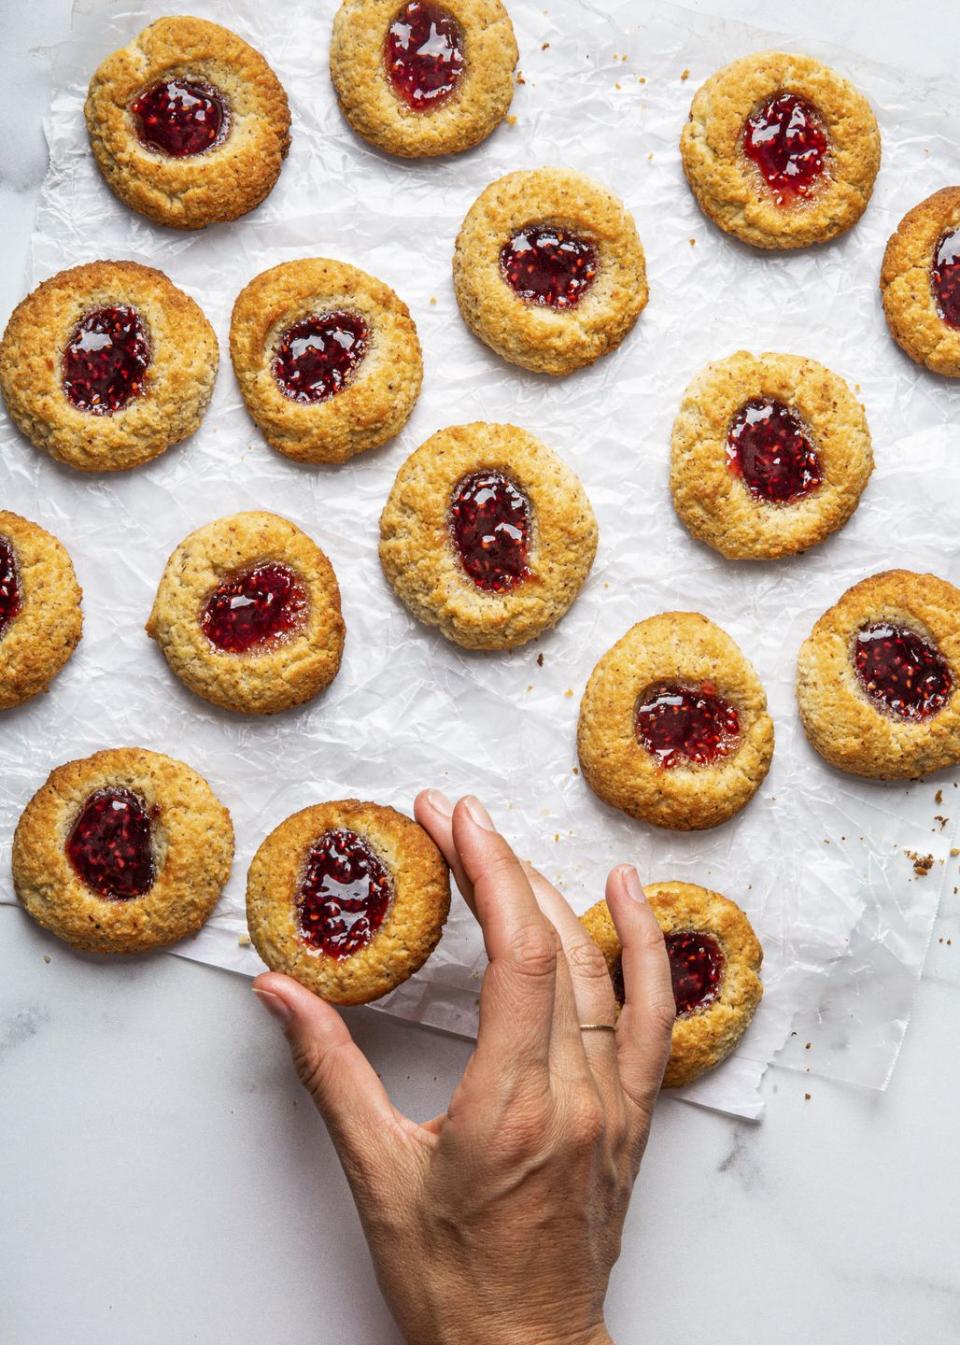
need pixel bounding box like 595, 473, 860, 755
0, 261, 218, 472
881, 188, 960, 377
85, 16, 290, 230
797, 570, 960, 778
453, 168, 648, 376
0, 511, 83, 711
147, 511, 345, 715
247, 799, 450, 1004
230, 259, 422, 464
581, 883, 763, 1088
13, 748, 234, 954
578, 612, 774, 830
670, 351, 873, 559
379, 421, 598, 649
680, 51, 880, 250
330, 0, 517, 158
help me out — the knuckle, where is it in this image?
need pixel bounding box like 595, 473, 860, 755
566, 936, 612, 982
508, 921, 559, 980
568, 1097, 606, 1150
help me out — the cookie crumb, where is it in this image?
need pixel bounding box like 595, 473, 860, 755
936, 789, 943, 804
905, 850, 934, 876
238, 933, 252, 947
429, 296, 437, 305
541, 41, 550, 49
536, 653, 544, 667
689, 238, 696, 246
506, 114, 518, 125
564, 688, 573, 698
680, 68, 690, 80
43, 954, 51, 964
804, 1092, 811, 1101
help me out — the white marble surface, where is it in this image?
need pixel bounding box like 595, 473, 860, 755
1, 2, 959, 1342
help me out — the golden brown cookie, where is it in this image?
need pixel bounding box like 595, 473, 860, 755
146, 511, 345, 716
0, 261, 218, 473
578, 612, 774, 830
330, 0, 517, 158
580, 883, 763, 1088
881, 187, 960, 377
379, 421, 597, 649
680, 51, 880, 250
453, 168, 648, 376
670, 351, 873, 559
247, 799, 450, 1004
85, 16, 290, 230
13, 747, 234, 954
796, 570, 960, 779
0, 511, 83, 711
230, 259, 422, 464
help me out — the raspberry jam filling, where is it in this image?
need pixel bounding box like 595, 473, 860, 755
450, 470, 531, 592
273, 311, 368, 404
66, 788, 155, 900
0, 536, 21, 638
932, 228, 960, 328
635, 682, 741, 768
201, 563, 307, 655
727, 398, 822, 505
131, 78, 228, 157
500, 226, 598, 309
853, 623, 952, 721
62, 306, 150, 415
297, 829, 393, 958
385, 1, 465, 111
742, 92, 827, 204
666, 931, 724, 1017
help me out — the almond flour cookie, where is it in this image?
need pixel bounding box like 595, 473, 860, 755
670, 351, 873, 559
330, 0, 517, 158
0, 261, 218, 472
0, 512, 83, 711
13, 747, 234, 954
881, 187, 960, 377
379, 421, 597, 649
453, 168, 648, 376
230, 259, 422, 464
247, 800, 450, 1005
680, 51, 880, 250
581, 883, 763, 1088
797, 570, 960, 778
147, 511, 345, 715
578, 612, 774, 830
85, 16, 290, 230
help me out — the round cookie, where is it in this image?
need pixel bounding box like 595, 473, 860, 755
85, 16, 290, 230
147, 511, 345, 716
247, 799, 450, 1005
881, 187, 960, 377
670, 351, 873, 559
330, 0, 517, 158
453, 168, 648, 376
0, 261, 218, 472
680, 51, 880, 250
580, 883, 763, 1088
578, 612, 774, 830
379, 421, 598, 649
230, 259, 422, 464
0, 511, 83, 711
796, 570, 960, 779
13, 747, 234, 955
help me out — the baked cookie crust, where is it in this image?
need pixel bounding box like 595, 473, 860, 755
881, 187, 960, 377
0, 511, 83, 711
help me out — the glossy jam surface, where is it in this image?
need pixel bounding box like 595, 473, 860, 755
66, 788, 155, 900
742, 93, 827, 204
635, 682, 741, 769
201, 563, 307, 654
297, 829, 393, 958
0, 536, 21, 638
131, 78, 227, 157
385, 1, 465, 110
273, 311, 368, 404
854, 623, 952, 721
62, 306, 149, 415
727, 398, 822, 505
500, 226, 598, 309
932, 228, 960, 328
450, 470, 531, 592
666, 931, 724, 1017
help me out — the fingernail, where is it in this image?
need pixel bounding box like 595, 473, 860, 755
462, 795, 495, 830
426, 788, 453, 817
622, 866, 646, 902
253, 987, 292, 1025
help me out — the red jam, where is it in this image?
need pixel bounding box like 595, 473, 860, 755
854, 623, 952, 721
742, 93, 827, 203
201, 563, 307, 654
727, 398, 822, 504
297, 829, 392, 958
273, 311, 368, 404
66, 788, 155, 900
666, 931, 724, 1017
131, 78, 227, 156
636, 682, 740, 768
385, 1, 465, 111
0, 536, 21, 637
450, 470, 531, 592
500, 226, 598, 309
62, 306, 149, 415
932, 229, 960, 328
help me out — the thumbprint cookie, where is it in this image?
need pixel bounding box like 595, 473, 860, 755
230, 259, 422, 464
680, 51, 880, 250
0, 261, 218, 472
85, 16, 290, 230
453, 168, 648, 376
881, 188, 960, 377
578, 612, 774, 830
330, 0, 518, 158
379, 421, 598, 649
670, 351, 873, 559
0, 512, 83, 710
13, 748, 234, 954
247, 799, 450, 1004
147, 511, 345, 716
797, 570, 960, 778
580, 883, 763, 1088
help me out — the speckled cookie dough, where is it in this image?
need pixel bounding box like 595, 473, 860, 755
0, 511, 83, 711
881, 187, 960, 377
